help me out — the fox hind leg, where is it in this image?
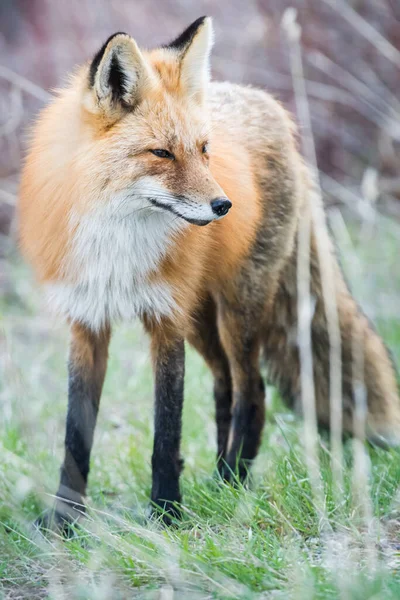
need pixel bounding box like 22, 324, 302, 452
216, 296, 266, 482
187, 296, 232, 473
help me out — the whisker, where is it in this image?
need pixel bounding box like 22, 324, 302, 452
133, 189, 186, 202
169, 215, 185, 226
118, 206, 153, 221
114, 188, 195, 223
128, 193, 181, 205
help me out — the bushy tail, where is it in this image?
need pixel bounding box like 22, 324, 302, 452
262, 226, 400, 447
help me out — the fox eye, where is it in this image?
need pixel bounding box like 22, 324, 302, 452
150, 149, 175, 160
202, 143, 209, 154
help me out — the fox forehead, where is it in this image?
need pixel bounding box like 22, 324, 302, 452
109, 91, 211, 154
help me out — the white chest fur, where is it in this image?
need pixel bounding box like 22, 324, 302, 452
45, 195, 185, 331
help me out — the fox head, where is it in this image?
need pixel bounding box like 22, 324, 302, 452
81, 17, 231, 226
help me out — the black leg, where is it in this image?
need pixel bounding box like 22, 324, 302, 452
225, 374, 265, 481
217, 300, 265, 482
214, 374, 233, 472
186, 297, 232, 472
39, 323, 110, 530
150, 332, 185, 524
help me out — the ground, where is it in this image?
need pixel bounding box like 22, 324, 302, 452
1, 211, 400, 599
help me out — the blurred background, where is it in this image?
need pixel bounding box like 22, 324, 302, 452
1, 2, 400, 597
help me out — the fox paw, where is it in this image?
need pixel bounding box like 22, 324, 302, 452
149, 498, 182, 526
35, 499, 85, 537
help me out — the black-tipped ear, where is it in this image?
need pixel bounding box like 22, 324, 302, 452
171, 17, 214, 101
164, 16, 207, 52
89, 32, 127, 88
87, 32, 154, 113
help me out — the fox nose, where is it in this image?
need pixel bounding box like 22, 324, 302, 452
210, 197, 232, 217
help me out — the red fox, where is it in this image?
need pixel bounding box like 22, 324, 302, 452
19, 17, 400, 527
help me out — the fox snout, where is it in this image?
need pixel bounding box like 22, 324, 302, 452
143, 182, 232, 226
182, 194, 232, 226
189, 195, 231, 226
210, 197, 232, 217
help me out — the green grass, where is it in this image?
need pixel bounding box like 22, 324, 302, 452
1, 213, 400, 599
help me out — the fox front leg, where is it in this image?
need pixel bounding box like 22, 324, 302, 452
149, 327, 185, 524
37, 323, 110, 533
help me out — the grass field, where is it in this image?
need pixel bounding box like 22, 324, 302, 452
1, 211, 400, 599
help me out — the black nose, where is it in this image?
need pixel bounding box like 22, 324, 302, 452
210, 197, 232, 217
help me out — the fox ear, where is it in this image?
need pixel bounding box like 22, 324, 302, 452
86, 32, 153, 117
167, 17, 214, 101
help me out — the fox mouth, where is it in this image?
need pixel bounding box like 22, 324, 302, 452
149, 197, 212, 226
